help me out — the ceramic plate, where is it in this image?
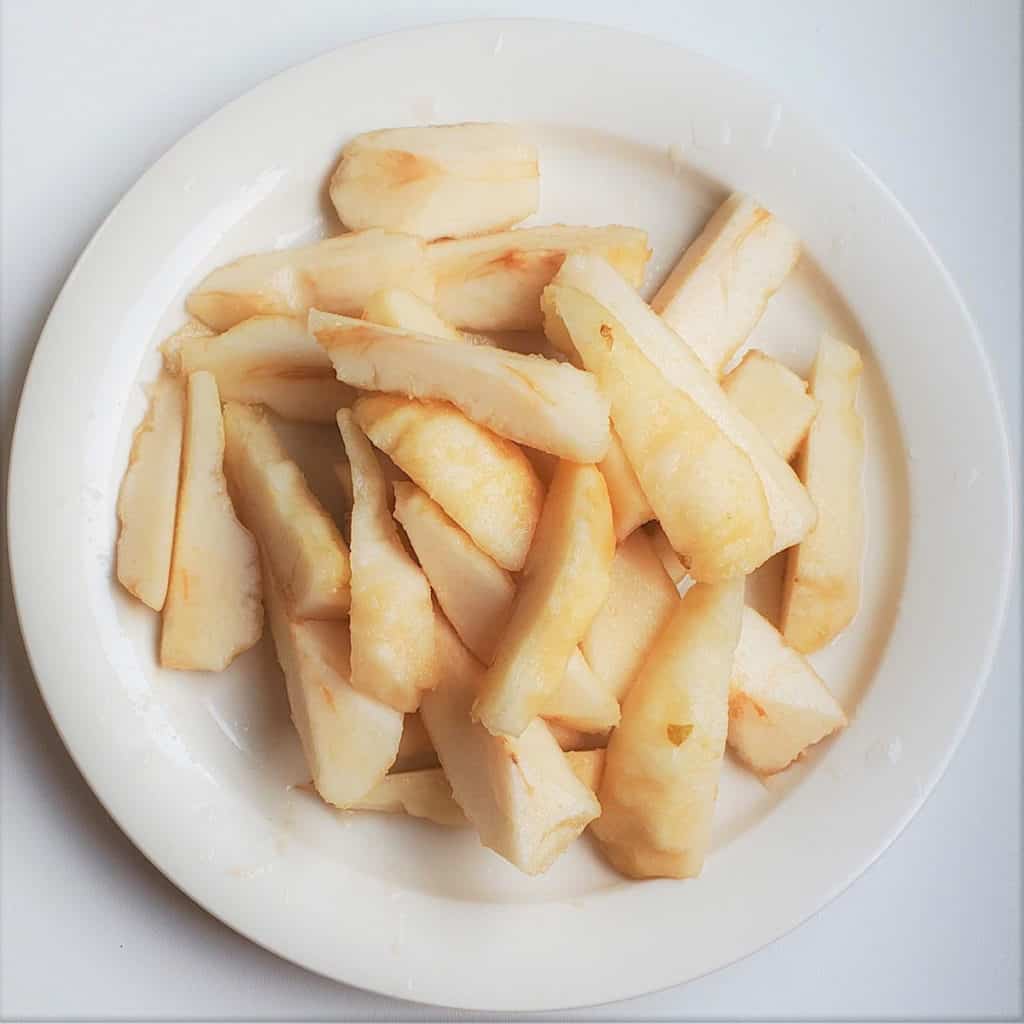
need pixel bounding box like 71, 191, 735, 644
8, 19, 1016, 1012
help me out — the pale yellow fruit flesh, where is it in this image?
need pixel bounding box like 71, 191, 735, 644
546, 280, 773, 581
474, 462, 615, 737
337, 410, 438, 712
419, 618, 601, 874
651, 193, 800, 376
160, 371, 262, 671
310, 310, 610, 462
551, 253, 817, 556
394, 483, 619, 733
116, 375, 184, 610
429, 224, 651, 331
599, 432, 654, 540
262, 550, 403, 807
355, 394, 543, 572
346, 750, 605, 828
722, 349, 818, 461
331, 123, 539, 241
581, 530, 680, 701
593, 578, 744, 879
187, 229, 434, 332
729, 607, 847, 774
223, 403, 350, 618
362, 287, 463, 340
169, 315, 355, 424
781, 334, 865, 653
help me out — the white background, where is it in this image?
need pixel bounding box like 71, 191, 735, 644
1, 0, 1020, 1019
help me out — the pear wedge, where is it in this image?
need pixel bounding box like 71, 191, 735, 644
187, 229, 433, 332
593, 578, 743, 879
223, 403, 350, 618
418, 618, 600, 874
262, 550, 403, 807
331, 123, 539, 240
160, 372, 262, 671
362, 287, 463, 340
782, 334, 865, 653
722, 349, 818, 461
429, 224, 651, 331
169, 315, 354, 424
310, 310, 610, 462
116, 375, 184, 610
474, 462, 615, 737
651, 193, 800, 375
355, 394, 543, 571
729, 607, 847, 774
337, 410, 438, 712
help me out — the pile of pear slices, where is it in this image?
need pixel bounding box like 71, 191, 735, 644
116, 123, 864, 880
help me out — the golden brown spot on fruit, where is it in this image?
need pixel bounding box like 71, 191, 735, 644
380, 149, 439, 185
320, 685, 335, 709
666, 723, 693, 746
729, 692, 767, 720
599, 323, 614, 350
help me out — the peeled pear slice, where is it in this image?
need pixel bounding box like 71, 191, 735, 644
160, 372, 262, 671
331, 123, 539, 241
782, 334, 865, 653
223, 403, 350, 618
545, 277, 773, 581
346, 749, 605, 828
337, 410, 437, 712
593, 578, 743, 880
418, 618, 600, 874
429, 224, 651, 331
722, 349, 818, 461
599, 432, 654, 540
262, 550, 403, 807
550, 254, 817, 558
651, 193, 801, 376
474, 462, 615, 737
168, 315, 354, 424
355, 394, 543, 571
116, 375, 184, 610
581, 529, 680, 700
310, 310, 610, 462
729, 607, 847, 774
393, 483, 618, 733
186, 229, 434, 332
362, 288, 463, 340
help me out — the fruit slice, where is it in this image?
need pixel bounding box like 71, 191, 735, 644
474, 462, 615, 737
223, 403, 350, 618
651, 193, 800, 376
345, 750, 605, 828
160, 372, 262, 670
592, 578, 743, 879
541, 649, 620, 734
362, 288, 463, 340
550, 254, 817, 556
116, 375, 184, 610
729, 607, 847, 774
168, 315, 354, 424
581, 529, 680, 700
599, 433, 654, 540
722, 349, 818, 461
187, 229, 434, 332
337, 410, 437, 712
310, 310, 610, 462
354, 394, 543, 571
545, 277, 773, 580
429, 224, 651, 331
418, 618, 600, 874
781, 334, 865, 652
262, 550, 403, 806
330, 123, 539, 240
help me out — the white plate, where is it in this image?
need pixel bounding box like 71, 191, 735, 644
7, 19, 1016, 1012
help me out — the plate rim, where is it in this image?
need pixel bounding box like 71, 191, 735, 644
7, 17, 1018, 1011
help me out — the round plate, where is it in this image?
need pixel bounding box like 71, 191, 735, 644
8, 19, 1016, 1012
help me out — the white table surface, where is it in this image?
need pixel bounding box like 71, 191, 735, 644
1, 1, 1020, 1019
